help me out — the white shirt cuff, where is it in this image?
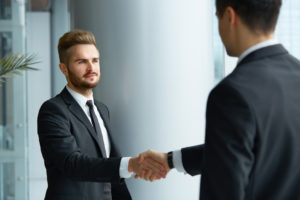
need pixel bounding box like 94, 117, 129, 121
173, 150, 187, 173
119, 157, 133, 178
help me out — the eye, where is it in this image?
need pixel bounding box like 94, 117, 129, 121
93, 58, 99, 63
78, 60, 85, 64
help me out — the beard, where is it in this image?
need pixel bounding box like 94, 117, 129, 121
68, 68, 100, 90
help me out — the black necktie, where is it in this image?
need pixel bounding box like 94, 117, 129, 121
86, 100, 112, 200
86, 100, 107, 158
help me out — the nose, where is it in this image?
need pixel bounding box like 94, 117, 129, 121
87, 60, 94, 71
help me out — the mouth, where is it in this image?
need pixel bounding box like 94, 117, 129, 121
84, 73, 97, 79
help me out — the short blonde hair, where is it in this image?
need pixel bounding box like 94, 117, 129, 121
58, 30, 97, 64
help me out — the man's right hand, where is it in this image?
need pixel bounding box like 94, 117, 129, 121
135, 150, 171, 181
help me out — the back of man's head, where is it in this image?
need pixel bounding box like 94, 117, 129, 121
216, 0, 282, 34
58, 30, 97, 65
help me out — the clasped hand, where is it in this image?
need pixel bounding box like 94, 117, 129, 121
128, 150, 171, 181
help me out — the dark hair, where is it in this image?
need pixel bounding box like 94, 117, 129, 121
58, 30, 97, 64
216, 0, 282, 33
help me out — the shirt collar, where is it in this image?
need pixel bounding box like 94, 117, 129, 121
238, 39, 279, 64
66, 85, 94, 107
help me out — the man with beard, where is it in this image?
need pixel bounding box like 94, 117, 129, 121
37, 30, 165, 200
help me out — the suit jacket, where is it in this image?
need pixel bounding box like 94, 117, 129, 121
181, 44, 300, 200
37, 88, 131, 200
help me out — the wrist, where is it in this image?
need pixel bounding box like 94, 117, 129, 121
167, 151, 174, 169
128, 158, 134, 173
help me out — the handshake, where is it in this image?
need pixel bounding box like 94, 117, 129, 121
128, 150, 171, 181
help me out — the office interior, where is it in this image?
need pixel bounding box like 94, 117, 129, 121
0, 0, 299, 199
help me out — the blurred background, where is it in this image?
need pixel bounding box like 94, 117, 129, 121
0, 0, 299, 199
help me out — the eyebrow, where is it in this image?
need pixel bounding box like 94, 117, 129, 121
74, 57, 99, 62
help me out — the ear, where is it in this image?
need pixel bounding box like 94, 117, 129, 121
59, 63, 68, 76
225, 6, 238, 27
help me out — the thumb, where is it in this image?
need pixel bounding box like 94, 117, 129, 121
138, 154, 145, 164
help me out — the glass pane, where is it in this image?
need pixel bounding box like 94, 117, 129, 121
0, 0, 12, 20
30, 0, 49, 11
0, 32, 13, 151
0, 85, 4, 126
0, 162, 15, 200
276, 0, 300, 59
0, 32, 12, 58
0, 121, 14, 150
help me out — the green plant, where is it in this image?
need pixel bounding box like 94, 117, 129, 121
0, 54, 39, 82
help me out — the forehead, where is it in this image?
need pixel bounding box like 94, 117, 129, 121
68, 44, 99, 59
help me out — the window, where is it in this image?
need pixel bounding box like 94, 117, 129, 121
276, 0, 300, 59
0, 0, 28, 199
0, 0, 12, 20
213, 0, 300, 82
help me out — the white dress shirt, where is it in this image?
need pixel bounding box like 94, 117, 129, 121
66, 86, 132, 178
173, 39, 280, 173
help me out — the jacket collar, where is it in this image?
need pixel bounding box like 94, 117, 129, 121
237, 44, 288, 67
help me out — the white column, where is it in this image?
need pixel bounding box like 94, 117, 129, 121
26, 12, 51, 200
51, 0, 70, 96
71, 1, 214, 199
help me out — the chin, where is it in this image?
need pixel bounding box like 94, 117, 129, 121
84, 78, 100, 88
86, 83, 98, 89
81, 80, 99, 89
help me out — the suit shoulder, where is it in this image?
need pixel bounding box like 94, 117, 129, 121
215, 61, 265, 98
40, 94, 64, 110
209, 75, 253, 111
210, 79, 240, 99
38, 94, 69, 119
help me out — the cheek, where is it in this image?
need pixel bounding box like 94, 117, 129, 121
69, 65, 84, 77
96, 64, 101, 73
218, 20, 223, 36
218, 24, 225, 41
219, 21, 228, 43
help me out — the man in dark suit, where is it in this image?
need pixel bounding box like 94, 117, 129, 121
37, 30, 165, 200
138, 0, 300, 199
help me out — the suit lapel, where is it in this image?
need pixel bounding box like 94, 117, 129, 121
95, 102, 120, 157
60, 88, 104, 155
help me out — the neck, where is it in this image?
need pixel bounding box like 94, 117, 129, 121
235, 28, 274, 57
67, 83, 93, 99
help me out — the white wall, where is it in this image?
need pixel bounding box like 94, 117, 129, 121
224, 55, 238, 75
71, 1, 214, 199
26, 12, 50, 200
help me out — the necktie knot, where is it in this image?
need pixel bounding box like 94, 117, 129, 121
86, 100, 94, 109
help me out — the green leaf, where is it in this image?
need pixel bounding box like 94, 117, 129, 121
0, 53, 40, 81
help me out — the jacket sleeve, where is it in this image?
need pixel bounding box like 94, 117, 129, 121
181, 144, 204, 175
200, 82, 256, 200
37, 100, 122, 183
